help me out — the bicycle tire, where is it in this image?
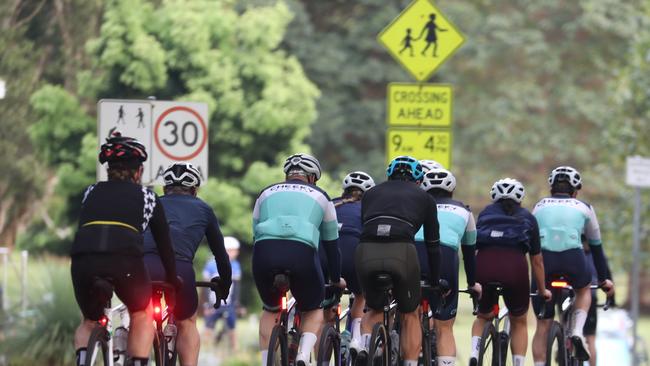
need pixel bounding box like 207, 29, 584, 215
318, 324, 341, 366
477, 322, 498, 366
545, 321, 566, 366
497, 331, 509, 366
421, 317, 433, 366
153, 330, 168, 366
267, 325, 288, 366
369, 323, 390, 366
85, 326, 110, 366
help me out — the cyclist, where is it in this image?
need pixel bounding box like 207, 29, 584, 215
252, 153, 345, 366
531, 166, 615, 364
414, 168, 480, 366
143, 162, 232, 366
323, 171, 375, 357
420, 159, 444, 172
469, 178, 551, 366
356, 156, 441, 366
71, 131, 180, 366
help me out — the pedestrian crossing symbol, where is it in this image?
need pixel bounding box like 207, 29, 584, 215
378, 0, 465, 81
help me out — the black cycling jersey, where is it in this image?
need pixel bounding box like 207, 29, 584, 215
70, 180, 176, 281
361, 180, 440, 244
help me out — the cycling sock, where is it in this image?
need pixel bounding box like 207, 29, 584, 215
404, 360, 418, 366
351, 318, 362, 343
296, 332, 317, 362
260, 350, 268, 366
534, 362, 545, 366
130, 357, 149, 366
75, 348, 87, 366
361, 333, 371, 351
470, 336, 481, 359
437, 356, 455, 365
572, 309, 587, 338
512, 355, 525, 366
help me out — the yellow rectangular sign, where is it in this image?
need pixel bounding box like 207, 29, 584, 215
386, 128, 452, 169
387, 83, 452, 127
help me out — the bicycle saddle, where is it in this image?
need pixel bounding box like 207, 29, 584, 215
272, 271, 291, 293
372, 273, 394, 291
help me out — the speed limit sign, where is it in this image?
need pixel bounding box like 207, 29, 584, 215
97, 99, 209, 185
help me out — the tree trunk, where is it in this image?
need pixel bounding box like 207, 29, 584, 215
626, 266, 650, 315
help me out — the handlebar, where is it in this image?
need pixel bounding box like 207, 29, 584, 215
590, 283, 615, 310
458, 288, 479, 315
196, 277, 226, 309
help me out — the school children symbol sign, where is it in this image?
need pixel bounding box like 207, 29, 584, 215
378, 0, 465, 81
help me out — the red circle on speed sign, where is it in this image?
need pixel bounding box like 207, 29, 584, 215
154, 106, 208, 160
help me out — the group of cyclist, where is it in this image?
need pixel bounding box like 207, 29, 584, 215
252, 152, 615, 366
70, 130, 615, 366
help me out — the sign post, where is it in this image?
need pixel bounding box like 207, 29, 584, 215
626, 155, 650, 365
98, 99, 209, 185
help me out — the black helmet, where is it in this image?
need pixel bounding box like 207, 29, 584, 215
99, 130, 147, 165
163, 162, 202, 187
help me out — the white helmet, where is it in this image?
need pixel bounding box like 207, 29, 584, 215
420, 160, 444, 173
163, 162, 202, 187
224, 236, 240, 250
490, 178, 525, 203
548, 166, 582, 190
421, 168, 456, 192
283, 153, 322, 180
342, 171, 375, 192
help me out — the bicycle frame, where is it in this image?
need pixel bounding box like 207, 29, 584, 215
88, 302, 129, 366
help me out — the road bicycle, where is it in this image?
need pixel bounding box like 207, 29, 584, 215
84, 277, 130, 366
266, 271, 301, 366
543, 277, 611, 366
317, 286, 353, 366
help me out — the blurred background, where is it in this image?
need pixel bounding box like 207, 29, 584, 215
0, 0, 649, 365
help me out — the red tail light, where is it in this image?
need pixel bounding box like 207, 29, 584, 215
281, 296, 287, 311
99, 315, 108, 327
154, 305, 161, 315
492, 304, 499, 316
551, 281, 569, 288
421, 299, 430, 313
337, 304, 342, 317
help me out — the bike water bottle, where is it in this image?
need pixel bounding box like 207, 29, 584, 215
390, 329, 400, 366
340, 329, 352, 360
287, 329, 299, 363
113, 326, 128, 365
163, 323, 178, 352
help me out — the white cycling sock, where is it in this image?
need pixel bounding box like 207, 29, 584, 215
534, 362, 546, 366
361, 333, 371, 351
297, 332, 318, 362
512, 354, 525, 366
470, 336, 481, 359
437, 356, 455, 365
75, 348, 86, 366
572, 309, 588, 338
260, 350, 268, 366
351, 318, 362, 343
403, 360, 418, 366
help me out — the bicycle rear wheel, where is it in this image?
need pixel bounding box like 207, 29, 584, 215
477, 322, 498, 366
153, 330, 168, 366
369, 323, 390, 366
545, 322, 566, 366
85, 326, 110, 366
267, 325, 288, 366
420, 318, 434, 366
318, 324, 341, 366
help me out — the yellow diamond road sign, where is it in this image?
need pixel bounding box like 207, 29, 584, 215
378, 0, 465, 81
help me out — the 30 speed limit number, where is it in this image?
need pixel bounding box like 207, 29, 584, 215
386, 129, 452, 169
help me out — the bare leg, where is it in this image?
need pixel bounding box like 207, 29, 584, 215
508, 313, 528, 356
435, 318, 456, 357
361, 309, 383, 335
259, 310, 281, 349
74, 319, 97, 349
532, 318, 552, 363
586, 335, 597, 366
176, 315, 200, 366
128, 305, 155, 358
401, 311, 421, 361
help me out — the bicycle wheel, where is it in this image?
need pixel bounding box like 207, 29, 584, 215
545, 322, 566, 366
267, 325, 288, 366
497, 331, 509, 366
477, 322, 498, 366
369, 323, 390, 366
153, 331, 168, 366
85, 326, 110, 366
421, 318, 433, 366
318, 324, 341, 366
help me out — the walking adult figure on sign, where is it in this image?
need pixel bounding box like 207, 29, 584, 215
137, 107, 145, 128
417, 13, 447, 57
116, 105, 126, 124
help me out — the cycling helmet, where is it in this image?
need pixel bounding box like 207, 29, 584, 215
224, 236, 240, 250
386, 156, 424, 181
163, 162, 202, 187
548, 166, 582, 190
420, 160, 444, 172
99, 130, 147, 164
283, 153, 322, 180
342, 171, 375, 192
490, 178, 525, 203
421, 168, 456, 192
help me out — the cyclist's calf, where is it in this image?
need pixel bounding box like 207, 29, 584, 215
128, 304, 155, 358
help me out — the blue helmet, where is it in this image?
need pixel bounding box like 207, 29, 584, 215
386, 156, 424, 181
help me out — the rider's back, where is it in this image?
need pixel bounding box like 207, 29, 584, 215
533, 196, 599, 252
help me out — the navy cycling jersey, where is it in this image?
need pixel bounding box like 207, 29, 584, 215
334, 198, 362, 238
476, 203, 541, 255
143, 194, 231, 281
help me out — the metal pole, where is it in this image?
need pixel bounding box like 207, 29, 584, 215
631, 186, 642, 365
1, 248, 7, 311
20, 250, 28, 312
